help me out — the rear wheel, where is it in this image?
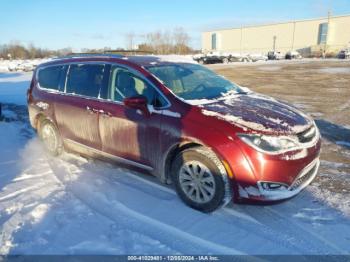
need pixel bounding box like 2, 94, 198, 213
39, 120, 63, 156
171, 147, 232, 212
223, 57, 229, 64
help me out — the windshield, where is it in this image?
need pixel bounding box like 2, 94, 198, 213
147, 63, 243, 101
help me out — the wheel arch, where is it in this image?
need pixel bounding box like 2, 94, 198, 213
163, 141, 203, 183
34, 113, 47, 130
163, 139, 235, 184
165, 141, 235, 209
34, 113, 56, 131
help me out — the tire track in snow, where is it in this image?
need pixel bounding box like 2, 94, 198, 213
48, 158, 245, 255
108, 169, 309, 253
265, 205, 347, 254
0, 184, 44, 202
85, 160, 320, 254
127, 164, 347, 254
86, 159, 264, 226
0, 171, 66, 254
242, 202, 347, 254
49, 155, 321, 254
265, 198, 350, 254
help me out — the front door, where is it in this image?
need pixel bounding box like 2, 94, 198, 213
99, 65, 166, 169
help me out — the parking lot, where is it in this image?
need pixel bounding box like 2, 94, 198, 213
208, 59, 350, 214
0, 59, 350, 254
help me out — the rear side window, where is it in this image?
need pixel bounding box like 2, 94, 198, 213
66, 64, 108, 98
38, 65, 65, 91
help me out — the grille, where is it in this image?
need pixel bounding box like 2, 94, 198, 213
290, 163, 318, 191
297, 126, 316, 143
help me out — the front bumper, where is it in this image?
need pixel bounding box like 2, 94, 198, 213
257, 157, 320, 200
238, 157, 320, 201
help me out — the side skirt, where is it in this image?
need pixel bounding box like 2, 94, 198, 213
63, 138, 153, 171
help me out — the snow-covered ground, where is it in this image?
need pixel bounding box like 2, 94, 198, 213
0, 72, 350, 255
0, 59, 51, 73
0, 72, 32, 105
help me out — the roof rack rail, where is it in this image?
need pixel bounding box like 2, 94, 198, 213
104, 49, 154, 55
54, 53, 125, 60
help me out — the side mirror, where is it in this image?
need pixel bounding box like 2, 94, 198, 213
123, 96, 150, 116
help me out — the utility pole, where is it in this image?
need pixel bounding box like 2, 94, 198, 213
324, 10, 331, 57
240, 25, 243, 56
291, 21, 296, 51
273, 35, 277, 52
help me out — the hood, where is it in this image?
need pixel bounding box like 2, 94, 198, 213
200, 93, 312, 134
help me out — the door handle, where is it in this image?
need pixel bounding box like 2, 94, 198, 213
87, 106, 112, 116
86, 106, 99, 114
100, 111, 112, 117
86, 106, 93, 113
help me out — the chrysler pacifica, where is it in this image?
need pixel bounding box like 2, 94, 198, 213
27, 55, 321, 212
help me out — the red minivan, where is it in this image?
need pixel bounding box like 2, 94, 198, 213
27, 55, 321, 212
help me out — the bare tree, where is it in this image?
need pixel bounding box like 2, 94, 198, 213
0, 27, 193, 59
145, 31, 161, 53
125, 32, 136, 50
173, 27, 190, 54
142, 28, 192, 54
162, 30, 173, 54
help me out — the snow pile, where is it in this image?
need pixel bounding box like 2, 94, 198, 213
0, 64, 9, 72
0, 58, 51, 72
247, 53, 268, 61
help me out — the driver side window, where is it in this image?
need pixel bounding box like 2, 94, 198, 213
108, 65, 166, 108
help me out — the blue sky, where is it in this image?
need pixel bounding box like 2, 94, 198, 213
1, 0, 349, 50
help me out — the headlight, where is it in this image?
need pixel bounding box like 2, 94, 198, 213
238, 134, 299, 154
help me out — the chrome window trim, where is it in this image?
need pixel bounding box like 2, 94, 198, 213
35, 64, 66, 93
64, 63, 70, 93
36, 61, 171, 110
64, 63, 108, 99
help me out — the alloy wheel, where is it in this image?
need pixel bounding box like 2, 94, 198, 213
41, 124, 58, 153
179, 160, 216, 204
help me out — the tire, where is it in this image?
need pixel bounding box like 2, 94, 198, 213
171, 147, 232, 212
223, 58, 229, 64
39, 120, 63, 156
198, 59, 204, 65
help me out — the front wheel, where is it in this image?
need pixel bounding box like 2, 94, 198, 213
39, 120, 63, 156
171, 147, 232, 212
223, 57, 229, 64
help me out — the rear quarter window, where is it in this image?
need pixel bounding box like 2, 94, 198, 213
38, 65, 65, 91
66, 64, 108, 98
